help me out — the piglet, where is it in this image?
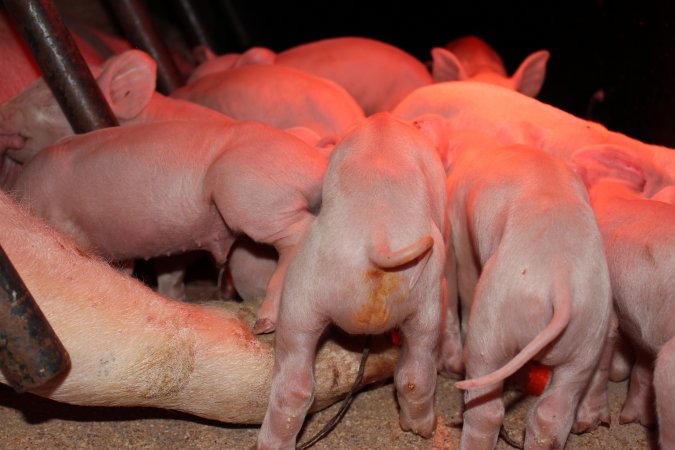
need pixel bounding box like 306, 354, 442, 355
192, 37, 434, 115
393, 81, 675, 198
172, 63, 365, 140
0, 49, 235, 298
12, 119, 327, 334
0, 189, 398, 422
573, 148, 675, 448
436, 129, 612, 450
0, 49, 229, 172
430, 35, 549, 97
257, 113, 459, 449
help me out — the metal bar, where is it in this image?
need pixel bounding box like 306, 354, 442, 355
216, 0, 251, 51
3, 0, 120, 133
169, 0, 216, 51
106, 0, 184, 94
0, 245, 70, 392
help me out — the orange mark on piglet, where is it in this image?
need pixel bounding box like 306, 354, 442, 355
354, 269, 399, 328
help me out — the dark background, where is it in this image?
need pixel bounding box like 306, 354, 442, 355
150, 1, 675, 147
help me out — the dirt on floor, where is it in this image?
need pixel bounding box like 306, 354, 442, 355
0, 375, 656, 449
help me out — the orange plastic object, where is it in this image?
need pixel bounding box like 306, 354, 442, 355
390, 328, 401, 346
526, 362, 551, 396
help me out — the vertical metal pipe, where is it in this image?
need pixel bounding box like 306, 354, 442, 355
169, 0, 216, 51
3, 0, 120, 133
106, 0, 184, 94
0, 245, 70, 392
217, 0, 251, 51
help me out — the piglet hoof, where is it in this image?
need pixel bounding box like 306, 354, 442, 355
571, 415, 610, 434
573, 401, 610, 434
619, 407, 656, 428
400, 413, 437, 438
252, 318, 276, 335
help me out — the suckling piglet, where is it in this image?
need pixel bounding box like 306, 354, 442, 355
573, 148, 675, 448
257, 113, 459, 449
191, 37, 434, 115
0, 49, 235, 299
0, 49, 230, 180
439, 130, 612, 450
172, 64, 365, 142
393, 81, 675, 199
12, 119, 327, 334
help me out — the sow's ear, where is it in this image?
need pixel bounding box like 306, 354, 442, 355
570, 144, 647, 192
510, 50, 550, 97
430, 47, 468, 83
95, 49, 157, 120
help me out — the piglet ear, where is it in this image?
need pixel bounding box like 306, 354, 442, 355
570, 144, 646, 191
95, 49, 157, 120
430, 47, 468, 83
411, 113, 451, 172
510, 50, 550, 97
192, 45, 217, 64
234, 46, 276, 67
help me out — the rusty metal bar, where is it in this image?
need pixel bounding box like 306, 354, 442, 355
106, 0, 184, 94
0, 245, 70, 392
3, 0, 120, 133
169, 0, 216, 51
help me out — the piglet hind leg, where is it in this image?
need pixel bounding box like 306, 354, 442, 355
619, 352, 656, 427
524, 362, 594, 450
653, 336, 675, 448
572, 325, 613, 433
437, 275, 465, 377
257, 313, 325, 450
396, 310, 442, 438
459, 364, 506, 450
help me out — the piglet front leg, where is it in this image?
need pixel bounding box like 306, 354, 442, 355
610, 332, 634, 382
252, 245, 296, 334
